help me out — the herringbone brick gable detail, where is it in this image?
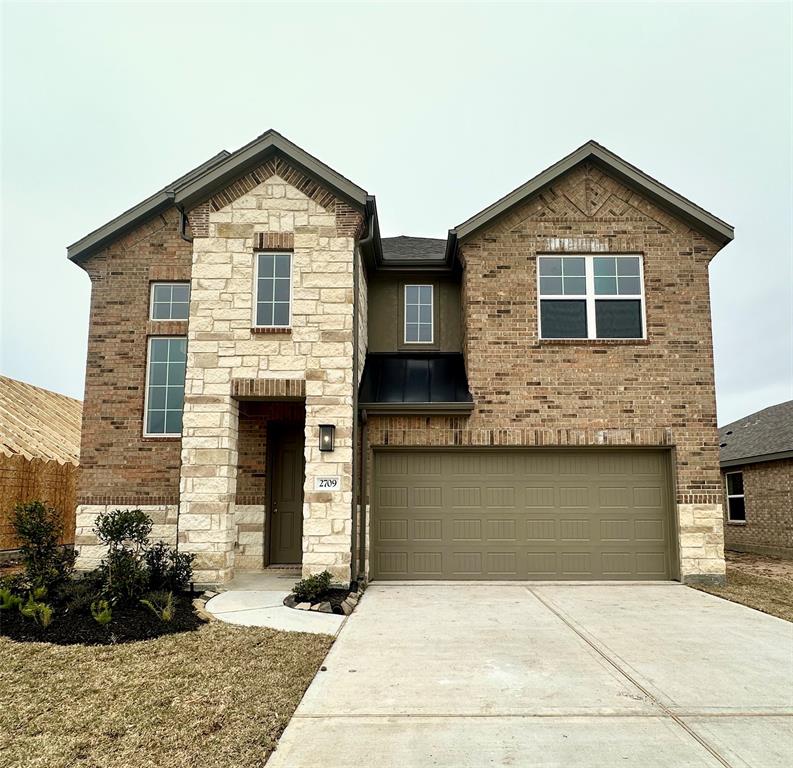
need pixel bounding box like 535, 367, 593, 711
230, 377, 305, 400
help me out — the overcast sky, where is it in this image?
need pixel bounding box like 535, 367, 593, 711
1, 1, 791, 426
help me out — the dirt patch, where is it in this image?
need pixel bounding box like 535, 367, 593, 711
0, 622, 333, 768
692, 551, 793, 622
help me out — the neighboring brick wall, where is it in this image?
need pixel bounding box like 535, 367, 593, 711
74, 206, 192, 505
723, 459, 793, 558
364, 162, 727, 581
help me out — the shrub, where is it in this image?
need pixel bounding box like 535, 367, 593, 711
292, 571, 332, 602
94, 509, 152, 602
143, 542, 195, 592
140, 591, 174, 623
11, 501, 75, 590
58, 574, 102, 616
90, 599, 112, 625
94, 508, 152, 553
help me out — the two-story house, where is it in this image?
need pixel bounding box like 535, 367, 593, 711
69, 131, 733, 587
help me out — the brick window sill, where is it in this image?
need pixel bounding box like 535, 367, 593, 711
142, 436, 181, 442
251, 327, 292, 335
538, 338, 651, 346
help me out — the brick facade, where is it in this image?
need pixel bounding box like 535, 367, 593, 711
363, 163, 726, 582
723, 459, 793, 558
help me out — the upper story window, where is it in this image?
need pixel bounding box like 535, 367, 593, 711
254, 252, 291, 328
538, 255, 645, 340
144, 337, 187, 437
725, 471, 746, 522
404, 284, 433, 344
150, 282, 190, 321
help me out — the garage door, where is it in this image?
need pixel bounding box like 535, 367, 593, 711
371, 449, 674, 580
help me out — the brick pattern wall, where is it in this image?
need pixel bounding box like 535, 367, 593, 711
365, 163, 726, 581
75, 206, 191, 505
723, 459, 793, 557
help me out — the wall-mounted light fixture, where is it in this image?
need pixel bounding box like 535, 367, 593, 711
319, 424, 335, 452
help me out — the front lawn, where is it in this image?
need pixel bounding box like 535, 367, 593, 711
0, 623, 332, 768
692, 551, 793, 622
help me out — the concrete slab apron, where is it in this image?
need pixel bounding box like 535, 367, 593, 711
266, 584, 793, 768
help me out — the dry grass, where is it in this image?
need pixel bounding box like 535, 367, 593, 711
0, 622, 332, 768
693, 551, 793, 622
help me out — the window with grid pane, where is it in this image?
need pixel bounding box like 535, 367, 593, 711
404, 284, 433, 343
538, 255, 645, 339
725, 471, 746, 522
150, 282, 190, 320
145, 337, 186, 436
255, 252, 291, 327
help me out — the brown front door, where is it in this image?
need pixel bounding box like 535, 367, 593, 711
269, 424, 305, 564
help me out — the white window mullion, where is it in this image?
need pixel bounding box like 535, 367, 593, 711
585, 257, 597, 339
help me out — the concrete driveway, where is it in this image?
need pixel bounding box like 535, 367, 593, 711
266, 583, 793, 767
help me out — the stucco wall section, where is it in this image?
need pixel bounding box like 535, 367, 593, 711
178, 173, 359, 584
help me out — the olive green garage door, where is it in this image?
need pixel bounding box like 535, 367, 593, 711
371, 449, 676, 580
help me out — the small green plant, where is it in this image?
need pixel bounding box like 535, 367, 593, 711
12, 500, 75, 590
143, 542, 195, 592
19, 594, 54, 628
0, 587, 22, 611
292, 571, 332, 602
90, 599, 112, 626
94, 508, 152, 553
140, 591, 174, 623
94, 509, 152, 602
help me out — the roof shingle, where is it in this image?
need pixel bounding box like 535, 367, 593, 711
719, 400, 793, 466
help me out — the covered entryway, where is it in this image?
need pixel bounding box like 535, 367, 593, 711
371, 449, 676, 580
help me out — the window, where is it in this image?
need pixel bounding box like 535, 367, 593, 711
144, 337, 187, 436
725, 471, 746, 522
538, 255, 645, 340
404, 284, 433, 343
254, 252, 291, 328
150, 282, 190, 320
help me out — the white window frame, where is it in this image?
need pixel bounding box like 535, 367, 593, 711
143, 336, 187, 438
404, 284, 434, 344
725, 471, 746, 522
149, 281, 191, 321
537, 254, 647, 340
252, 251, 293, 329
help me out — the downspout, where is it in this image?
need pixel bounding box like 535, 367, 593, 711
351, 202, 376, 585
358, 408, 368, 579
176, 204, 193, 244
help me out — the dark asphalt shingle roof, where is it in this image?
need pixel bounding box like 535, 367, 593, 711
381, 236, 446, 262
719, 400, 793, 466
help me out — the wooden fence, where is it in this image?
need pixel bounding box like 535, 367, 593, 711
0, 454, 77, 550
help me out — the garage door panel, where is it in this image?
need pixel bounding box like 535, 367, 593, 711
372, 450, 673, 581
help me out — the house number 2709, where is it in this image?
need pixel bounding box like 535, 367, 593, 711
314, 476, 340, 491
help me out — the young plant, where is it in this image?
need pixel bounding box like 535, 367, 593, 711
94, 509, 152, 602
0, 587, 22, 611
11, 500, 75, 590
19, 595, 54, 628
144, 542, 195, 592
140, 591, 175, 623
90, 599, 112, 626
292, 571, 332, 603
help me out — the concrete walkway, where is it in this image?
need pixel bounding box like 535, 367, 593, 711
267, 583, 793, 767
205, 570, 345, 635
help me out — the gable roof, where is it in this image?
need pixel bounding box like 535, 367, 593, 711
451, 140, 734, 246
67, 130, 369, 262
0, 376, 82, 464
719, 400, 793, 468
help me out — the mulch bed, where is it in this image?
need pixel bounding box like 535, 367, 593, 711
0, 593, 205, 646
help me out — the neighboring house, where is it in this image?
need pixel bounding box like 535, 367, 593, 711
0, 375, 81, 551
719, 401, 793, 558
68, 130, 734, 587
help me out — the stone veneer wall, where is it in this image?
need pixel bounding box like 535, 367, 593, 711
362, 164, 728, 584
722, 459, 793, 558
178, 166, 363, 584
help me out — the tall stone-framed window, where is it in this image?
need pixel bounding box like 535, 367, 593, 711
254, 252, 292, 328
143, 336, 187, 437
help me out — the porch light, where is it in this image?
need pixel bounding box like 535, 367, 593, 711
319, 424, 335, 452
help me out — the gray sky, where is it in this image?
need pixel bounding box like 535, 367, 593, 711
2, 1, 791, 426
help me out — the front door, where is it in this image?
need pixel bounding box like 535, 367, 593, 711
269, 424, 305, 564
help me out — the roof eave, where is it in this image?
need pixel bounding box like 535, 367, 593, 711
720, 449, 793, 469
172, 130, 368, 211
451, 141, 735, 247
